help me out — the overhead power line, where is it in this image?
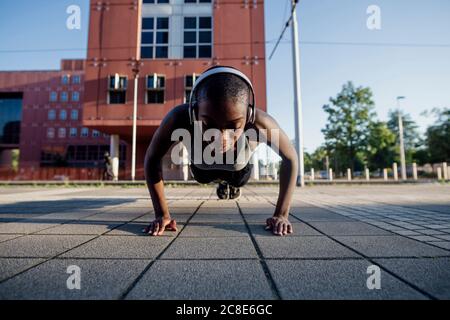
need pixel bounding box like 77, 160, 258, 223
269, 0, 299, 60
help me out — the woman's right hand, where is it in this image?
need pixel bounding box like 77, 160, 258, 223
142, 216, 177, 236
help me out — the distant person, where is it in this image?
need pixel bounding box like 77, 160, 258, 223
102, 152, 114, 181
143, 66, 298, 236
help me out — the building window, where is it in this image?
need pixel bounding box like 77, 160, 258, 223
72, 75, 81, 84
47, 128, 55, 139
81, 127, 89, 137
49, 92, 57, 102
184, 74, 197, 103
146, 74, 165, 104
108, 75, 127, 104
58, 128, 66, 138
62, 75, 70, 85
61, 92, 68, 102
92, 130, 100, 137
141, 17, 169, 59
48, 109, 56, 120
184, 16, 212, 58
70, 109, 79, 120
72, 91, 80, 102
60, 110, 67, 120
143, 0, 170, 3
70, 127, 77, 137
185, 0, 212, 3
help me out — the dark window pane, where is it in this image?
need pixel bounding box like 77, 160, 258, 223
109, 91, 126, 104
184, 31, 196, 43
155, 46, 168, 58
141, 46, 153, 59
185, 75, 194, 87
183, 46, 196, 58
141, 32, 154, 44
142, 17, 154, 29
199, 17, 211, 29
147, 90, 165, 104
158, 76, 165, 88
184, 17, 196, 29
156, 31, 168, 44
199, 0, 211, 2
199, 45, 211, 58
157, 17, 169, 29
143, 0, 155, 3
199, 31, 211, 43
147, 76, 154, 88
185, 0, 196, 3
158, 0, 169, 3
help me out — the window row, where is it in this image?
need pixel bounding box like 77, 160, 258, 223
46, 127, 103, 139
107, 74, 196, 104
49, 91, 80, 102
48, 109, 79, 121
140, 16, 212, 59
61, 75, 81, 85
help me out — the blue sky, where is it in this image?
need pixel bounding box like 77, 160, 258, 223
0, 0, 449, 153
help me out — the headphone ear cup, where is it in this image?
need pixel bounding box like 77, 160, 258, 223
247, 105, 255, 124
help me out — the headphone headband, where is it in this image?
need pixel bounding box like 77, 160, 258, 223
188, 66, 256, 124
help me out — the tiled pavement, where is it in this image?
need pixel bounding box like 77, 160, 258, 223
0, 184, 449, 299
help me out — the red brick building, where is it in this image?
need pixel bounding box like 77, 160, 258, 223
83, 0, 267, 179
0, 0, 267, 180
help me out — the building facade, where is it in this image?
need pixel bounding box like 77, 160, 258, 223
82, 0, 267, 179
0, 60, 129, 175
0, 0, 266, 180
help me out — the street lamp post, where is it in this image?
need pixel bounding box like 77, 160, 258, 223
397, 96, 407, 181
131, 59, 143, 181
291, 0, 305, 187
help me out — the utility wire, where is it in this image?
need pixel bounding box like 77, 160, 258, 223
269, 0, 298, 60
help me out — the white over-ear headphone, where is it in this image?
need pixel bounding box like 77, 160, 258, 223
188, 66, 256, 125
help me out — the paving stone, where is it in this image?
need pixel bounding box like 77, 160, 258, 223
180, 223, 248, 237
0, 221, 61, 234
60, 236, 172, 259
190, 214, 244, 223
0, 234, 21, 243
393, 230, 422, 236
427, 241, 450, 250
434, 235, 450, 241
255, 236, 360, 259
0, 258, 149, 299
0, 258, 45, 282
375, 258, 450, 299
267, 260, 427, 300
291, 209, 356, 222
0, 235, 95, 258
408, 235, 442, 242
308, 222, 393, 236
127, 260, 273, 299
248, 223, 321, 237
160, 237, 257, 259
334, 236, 450, 258
36, 221, 122, 235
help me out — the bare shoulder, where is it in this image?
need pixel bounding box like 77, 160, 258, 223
252, 108, 281, 130
162, 103, 191, 130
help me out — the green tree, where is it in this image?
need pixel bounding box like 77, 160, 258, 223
366, 121, 396, 170
425, 108, 450, 163
322, 82, 376, 172
387, 110, 421, 163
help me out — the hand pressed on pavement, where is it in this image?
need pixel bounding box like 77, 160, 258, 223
142, 217, 177, 236
265, 216, 293, 236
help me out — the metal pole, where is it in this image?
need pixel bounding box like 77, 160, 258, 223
131, 63, 140, 181
397, 96, 407, 181
291, 0, 305, 187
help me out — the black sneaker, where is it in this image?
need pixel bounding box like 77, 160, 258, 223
229, 186, 241, 200
216, 181, 229, 200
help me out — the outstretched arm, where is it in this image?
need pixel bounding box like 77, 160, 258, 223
144, 104, 189, 235
253, 109, 298, 235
